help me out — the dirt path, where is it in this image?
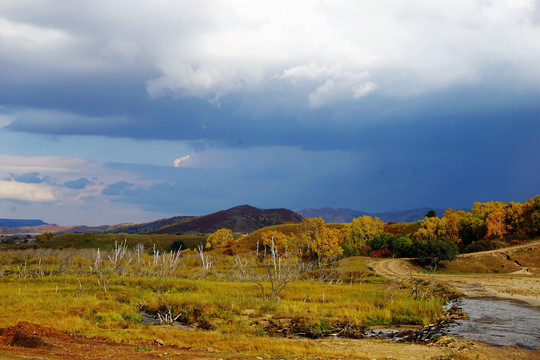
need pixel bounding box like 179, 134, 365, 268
458, 240, 540, 258
372, 242, 540, 306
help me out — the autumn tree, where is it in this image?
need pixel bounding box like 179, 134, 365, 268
443, 209, 467, 244
470, 201, 505, 222
299, 217, 325, 255
414, 216, 447, 240
505, 202, 524, 236
298, 218, 343, 264
345, 215, 384, 251
522, 195, 540, 238
36, 232, 54, 243
260, 230, 291, 256
485, 208, 508, 240
205, 228, 233, 250
310, 226, 344, 263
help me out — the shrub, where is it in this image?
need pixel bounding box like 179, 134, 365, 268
170, 240, 186, 252
410, 238, 458, 271
368, 234, 412, 258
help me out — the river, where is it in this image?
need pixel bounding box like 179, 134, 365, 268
446, 297, 540, 350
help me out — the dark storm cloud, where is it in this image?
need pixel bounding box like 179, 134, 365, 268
1, 1, 538, 223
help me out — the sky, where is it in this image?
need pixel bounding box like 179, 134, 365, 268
0, 0, 539, 226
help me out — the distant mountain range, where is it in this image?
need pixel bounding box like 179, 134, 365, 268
0, 219, 48, 227
296, 207, 446, 223
0, 205, 303, 235
153, 205, 303, 234
108, 216, 195, 234
0, 205, 451, 236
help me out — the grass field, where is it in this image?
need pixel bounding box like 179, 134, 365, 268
0, 244, 453, 356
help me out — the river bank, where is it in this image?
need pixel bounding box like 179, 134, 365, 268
1, 320, 539, 360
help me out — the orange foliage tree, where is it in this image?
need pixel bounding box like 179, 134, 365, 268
485, 208, 508, 240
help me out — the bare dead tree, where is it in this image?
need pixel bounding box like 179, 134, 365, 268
245, 236, 301, 301
197, 243, 212, 271
92, 240, 132, 292
152, 247, 183, 278
134, 243, 145, 265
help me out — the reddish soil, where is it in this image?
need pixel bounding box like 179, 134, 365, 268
0, 321, 538, 360
0, 321, 235, 360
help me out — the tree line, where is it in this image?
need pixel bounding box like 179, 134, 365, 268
204, 195, 539, 270
413, 195, 540, 252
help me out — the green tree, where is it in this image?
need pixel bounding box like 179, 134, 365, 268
459, 215, 486, 246
170, 239, 186, 252
369, 233, 411, 258
410, 238, 458, 271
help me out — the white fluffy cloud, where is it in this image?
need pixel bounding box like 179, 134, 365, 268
0, 180, 55, 202
0, 17, 70, 48
2, 0, 538, 107
173, 154, 192, 168
0, 154, 148, 204
99, 37, 140, 63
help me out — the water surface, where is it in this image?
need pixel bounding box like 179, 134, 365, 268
446, 297, 540, 349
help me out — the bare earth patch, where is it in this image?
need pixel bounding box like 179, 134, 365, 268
373, 241, 540, 306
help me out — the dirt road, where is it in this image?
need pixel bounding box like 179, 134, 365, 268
373, 241, 540, 306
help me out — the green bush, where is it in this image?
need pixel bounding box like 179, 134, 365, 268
369, 233, 412, 258
410, 238, 458, 271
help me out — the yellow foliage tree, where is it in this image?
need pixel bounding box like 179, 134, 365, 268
310, 226, 344, 262
300, 217, 324, 242
414, 216, 447, 240
298, 217, 343, 263
505, 202, 524, 235
443, 209, 467, 244
205, 228, 233, 250
346, 215, 384, 249
260, 230, 290, 256
471, 201, 505, 220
